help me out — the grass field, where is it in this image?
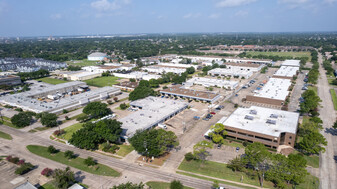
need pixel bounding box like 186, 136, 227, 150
36, 77, 69, 85
67, 59, 101, 67
27, 145, 120, 177
39, 181, 88, 189
308, 86, 317, 95
146, 181, 193, 189
178, 159, 319, 189
84, 76, 121, 87
330, 89, 337, 110
0, 131, 12, 140
1, 116, 18, 128
116, 145, 134, 157
246, 51, 311, 60
60, 123, 84, 141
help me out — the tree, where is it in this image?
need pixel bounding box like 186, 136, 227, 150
244, 143, 271, 187
112, 182, 144, 189
113, 97, 118, 102
64, 150, 74, 159
149, 79, 159, 88
119, 103, 128, 110
47, 145, 58, 154
184, 152, 195, 161
11, 112, 33, 128
298, 131, 327, 154
52, 167, 75, 189
129, 129, 179, 157
84, 157, 97, 166
193, 140, 213, 163
333, 120, 337, 129
83, 102, 111, 118
209, 123, 227, 144
186, 67, 195, 74
129, 86, 156, 101
227, 157, 246, 172
40, 112, 58, 127
69, 119, 123, 150
170, 180, 183, 189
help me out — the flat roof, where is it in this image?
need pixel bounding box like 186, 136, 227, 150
160, 85, 220, 101
219, 106, 299, 137
185, 77, 238, 88
253, 78, 291, 101
224, 62, 262, 68
273, 66, 299, 78
70, 71, 101, 77
208, 68, 253, 76
119, 97, 188, 137
281, 60, 300, 67
88, 52, 107, 57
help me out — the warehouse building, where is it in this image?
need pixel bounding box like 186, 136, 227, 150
281, 59, 300, 67
0, 75, 21, 86
215, 106, 299, 149
119, 97, 188, 139
142, 65, 187, 75
113, 81, 138, 91
246, 78, 292, 106
160, 85, 221, 103
183, 77, 238, 90
112, 72, 161, 80
224, 62, 264, 72
273, 66, 299, 79
87, 52, 107, 61
208, 68, 253, 79
0, 81, 121, 113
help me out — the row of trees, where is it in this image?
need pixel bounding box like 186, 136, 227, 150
18, 69, 49, 81
10, 111, 58, 128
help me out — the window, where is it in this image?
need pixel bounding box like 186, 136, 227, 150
289, 136, 292, 139
288, 142, 291, 145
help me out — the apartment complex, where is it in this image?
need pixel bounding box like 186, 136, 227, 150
0, 75, 22, 86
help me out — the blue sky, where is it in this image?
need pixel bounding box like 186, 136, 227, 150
0, 0, 337, 37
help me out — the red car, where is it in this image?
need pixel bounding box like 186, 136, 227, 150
210, 112, 216, 115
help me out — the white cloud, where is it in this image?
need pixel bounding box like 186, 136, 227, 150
183, 13, 201, 19
91, 0, 130, 11
234, 10, 248, 17
209, 13, 221, 19
216, 0, 257, 8
50, 13, 62, 20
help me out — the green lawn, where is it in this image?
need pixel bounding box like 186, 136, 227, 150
1, 116, 19, 128
0, 131, 12, 140
67, 59, 101, 67
60, 123, 84, 141
292, 150, 319, 168
84, 76, 121, 87
246, 51, 311, 60
223, 140, 245, 149
146, 181, 192, 189
178, 159, 319, 189
36, 77, 69, 85
116, 145, 134, 157
330, 89, 337, 110
178, 159, 273, 188
27, 145, 120, 177
177, 171, 256, 189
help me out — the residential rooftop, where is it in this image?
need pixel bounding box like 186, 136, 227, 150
219, 106, 299, 137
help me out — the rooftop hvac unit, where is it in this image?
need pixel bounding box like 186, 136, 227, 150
244, 115, 254, 120
249, 110, 257, 115
266, 119, 276, 125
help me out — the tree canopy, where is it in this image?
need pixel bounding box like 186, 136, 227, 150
129, 129, 179, 157
40, 112, 58, 127
11, 112, 33, 128
83, 102, 111, 118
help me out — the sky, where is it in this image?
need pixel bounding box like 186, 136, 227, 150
0, 0, 337, 37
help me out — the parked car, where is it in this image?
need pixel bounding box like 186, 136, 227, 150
217, 144, 222, 149
202, 118, 209, 121
193, 116, 200, 120
210, 112, 216, 115
302, 87, 308, 90
218, 105, 224, 109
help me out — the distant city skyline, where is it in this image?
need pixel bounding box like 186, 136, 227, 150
0, 0, 337, 37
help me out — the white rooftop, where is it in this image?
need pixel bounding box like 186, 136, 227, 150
119, 97, 188, 137
254, 78, 291, 101
273, 66, 299, 78
219, 106, 299, 137
88, 52, 107, 57
281, 59, 300, 67
185, 77, 238, 89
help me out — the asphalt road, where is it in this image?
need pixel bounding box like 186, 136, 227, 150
317, 52, 337, 189
0, 125, 244, 189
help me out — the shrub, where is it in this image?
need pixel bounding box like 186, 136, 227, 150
107, 100, 113, 105
65, 116, 70, 120
62, 109, 68, 114
15, 108, 23, 112
113, 97, 118, 102
17, 159, 25, 165
84, 157, 97, 166
53, 129, 65, 136
15, 163, 34, 175
8, 156, 20, 164
41, 168, 53, 177
170, 180, 183, 189
119, 103, 128, 110
64, 150, 75, 159
47, 145, 58, 154
76, 114, 89, 123
184, 152, 195, 161
6, 155, 12, 161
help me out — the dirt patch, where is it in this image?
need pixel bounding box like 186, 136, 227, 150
136, 153, 171, 166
